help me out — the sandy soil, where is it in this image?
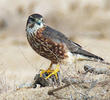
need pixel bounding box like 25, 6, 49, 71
0, 33, 110, 100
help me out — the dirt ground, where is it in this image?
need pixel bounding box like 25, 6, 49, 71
0, 0, 110, 100
0, 33, 110, 100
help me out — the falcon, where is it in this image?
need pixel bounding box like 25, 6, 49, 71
26, 14, 109, 80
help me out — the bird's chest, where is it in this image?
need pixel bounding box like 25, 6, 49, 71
27, 28, 48, 53
27, 28, 68, 63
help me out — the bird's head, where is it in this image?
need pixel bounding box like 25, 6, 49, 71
26, 14, 44, 33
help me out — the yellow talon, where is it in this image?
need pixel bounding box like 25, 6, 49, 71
40, 64, 60, 80
40, 69, 46, 77
45, 65, 60, 80
40, 69, 54, 77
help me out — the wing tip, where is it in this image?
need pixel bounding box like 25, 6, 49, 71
74, 49, 104, 61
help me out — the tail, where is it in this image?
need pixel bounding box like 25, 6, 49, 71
74, 49, 110, 65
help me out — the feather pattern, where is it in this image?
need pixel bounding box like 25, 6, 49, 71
42, 26, 104, 61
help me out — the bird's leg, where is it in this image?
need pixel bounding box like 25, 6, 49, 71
48, 62, 53, 70
40, 62, 60, 80
45, 64, 60, 80
40, 62, 53, 77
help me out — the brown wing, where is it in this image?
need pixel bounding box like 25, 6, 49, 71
42, 26, 81, 52
42, 26, 104, 61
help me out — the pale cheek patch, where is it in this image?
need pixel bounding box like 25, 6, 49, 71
26, 23, 44, 35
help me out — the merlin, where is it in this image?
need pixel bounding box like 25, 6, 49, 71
26, 14, 108, 80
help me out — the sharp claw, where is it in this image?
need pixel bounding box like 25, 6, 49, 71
40, 64, 60, 80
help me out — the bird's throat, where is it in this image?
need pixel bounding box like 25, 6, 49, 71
26, 23, 44, 35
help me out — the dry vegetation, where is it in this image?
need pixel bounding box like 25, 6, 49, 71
0, 0, 110, 100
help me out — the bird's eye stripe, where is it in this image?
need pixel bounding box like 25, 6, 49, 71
29, 18, 35, 22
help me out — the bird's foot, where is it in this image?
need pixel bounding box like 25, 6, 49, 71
40, 65, 60, 80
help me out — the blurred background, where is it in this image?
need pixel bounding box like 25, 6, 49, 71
0, 0, 110, 98
1, 0, 110, 38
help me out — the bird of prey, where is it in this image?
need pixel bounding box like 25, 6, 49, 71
26, 14, 109, 80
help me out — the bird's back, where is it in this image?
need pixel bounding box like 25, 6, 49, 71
42, 26, 104, 61
42, 26, 81, 51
